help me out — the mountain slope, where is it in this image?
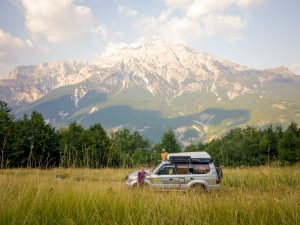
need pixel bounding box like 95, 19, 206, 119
1, 40, 299, 144
0, 60, 88, 108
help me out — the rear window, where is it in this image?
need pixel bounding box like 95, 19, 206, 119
175, 163, 210, 174
193, 164, 210, 174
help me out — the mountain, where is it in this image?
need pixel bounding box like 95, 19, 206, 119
1, 40, 300, 145
0, 60, 89, 108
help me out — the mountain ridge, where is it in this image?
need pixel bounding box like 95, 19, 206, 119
0, 41, 299, 144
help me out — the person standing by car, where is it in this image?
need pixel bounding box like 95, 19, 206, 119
161, 148, 168, 161
137, 167, 149, 187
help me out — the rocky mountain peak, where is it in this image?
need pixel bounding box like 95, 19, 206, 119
9, 60, 87, 80
264, 66, 295, 76
92, 40, 251, 88
1, 41, 298, 109
1, 41, 299, 144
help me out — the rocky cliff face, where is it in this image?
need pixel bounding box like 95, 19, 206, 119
1, 41, 299, 144
1, 41, 296, 107
0, 60, 88, 107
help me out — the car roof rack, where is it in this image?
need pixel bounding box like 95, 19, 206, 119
169, 156, 212, 164
169, 156, 191, 163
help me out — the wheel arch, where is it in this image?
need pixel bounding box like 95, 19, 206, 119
188, 180, 209, 189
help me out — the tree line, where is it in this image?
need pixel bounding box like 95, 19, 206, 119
186, 123, 300, 166
0, 100, 181, 168
1, 100, 300, 168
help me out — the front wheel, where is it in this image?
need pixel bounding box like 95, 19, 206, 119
134, 182, 149, 190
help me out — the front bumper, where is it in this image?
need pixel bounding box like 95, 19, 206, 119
126, 179, 137, 188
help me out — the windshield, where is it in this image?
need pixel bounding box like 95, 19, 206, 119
151, 161, 169, 174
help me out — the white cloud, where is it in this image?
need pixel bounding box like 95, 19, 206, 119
0, 28, 33, 63
290, 64, 300, 75
118, 5, 138, 17
160, 17, 202, 43
92, 41, 129, 63
102, 42, 129, 56
201, 14, 247, 37
0, 28, 34, 76
135, 0, 265, 44
91, 25, 108, 40
164, 0, 193, 10
186, 0, 231, 19
21, 0, 93, 42
235, 0, 266, 9
158, 9, 173, 22
166, 0, 266, 12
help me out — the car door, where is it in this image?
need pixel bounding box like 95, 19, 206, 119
151, 165, 178, 189
174, 164, 192, 189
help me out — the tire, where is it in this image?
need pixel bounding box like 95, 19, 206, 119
141, 183, 150, 190
190, 183, 207, 193
132, 183, 137, 189
135, 182, 149, 190
216, 166, 223, 181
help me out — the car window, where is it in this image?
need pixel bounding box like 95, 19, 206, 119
193, 164, 210, 174
157, 165, 175, 175
151, 162, 164, 173
157, 163, 210, 175
176, 164, 190, 174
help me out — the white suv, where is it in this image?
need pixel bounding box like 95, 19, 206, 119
126, 151, 222, 191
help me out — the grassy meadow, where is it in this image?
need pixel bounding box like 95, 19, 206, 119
0, 165, 299, 225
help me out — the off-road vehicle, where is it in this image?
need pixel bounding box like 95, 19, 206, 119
126, 151, 222, 191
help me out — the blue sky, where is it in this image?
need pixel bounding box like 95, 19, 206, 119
0, 0, 299, 77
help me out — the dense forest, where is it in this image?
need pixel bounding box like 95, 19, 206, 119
1, 100, 300, 168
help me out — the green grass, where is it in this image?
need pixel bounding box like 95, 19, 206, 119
0, 165, 299, 225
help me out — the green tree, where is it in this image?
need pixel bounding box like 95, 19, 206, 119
240, 126, 262, 165
207, 127, 262, 167
259, 125, 278, 164
152, 143, 163, 163
10, 112, 59, 167
86, 124, 110, 167
0, 101, 14, 168
110, 128, 150, 167
278, 122, 300, 163
206, 138, 224, 166
185, 142, 206, 152
160, 130, 181, 153
59, 122, 87, 167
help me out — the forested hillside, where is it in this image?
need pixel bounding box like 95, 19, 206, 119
1, 100, 299, 168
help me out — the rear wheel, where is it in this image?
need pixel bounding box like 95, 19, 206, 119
190, 183, 207, 193
216, 166, 223, 183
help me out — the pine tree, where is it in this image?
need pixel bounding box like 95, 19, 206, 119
110, 128, 150, 167
160, 130, 181, 153
0, 101, 14, 168
59, 122, 87, 167
278, 122, 300, 163
10, 112, 59, 168
87, 124, 110, 167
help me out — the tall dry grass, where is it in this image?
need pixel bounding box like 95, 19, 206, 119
0, 165, 299, 225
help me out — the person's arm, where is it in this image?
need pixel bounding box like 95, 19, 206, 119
144, 171, 151, 178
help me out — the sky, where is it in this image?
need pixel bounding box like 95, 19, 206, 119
0, 0, 299, 77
